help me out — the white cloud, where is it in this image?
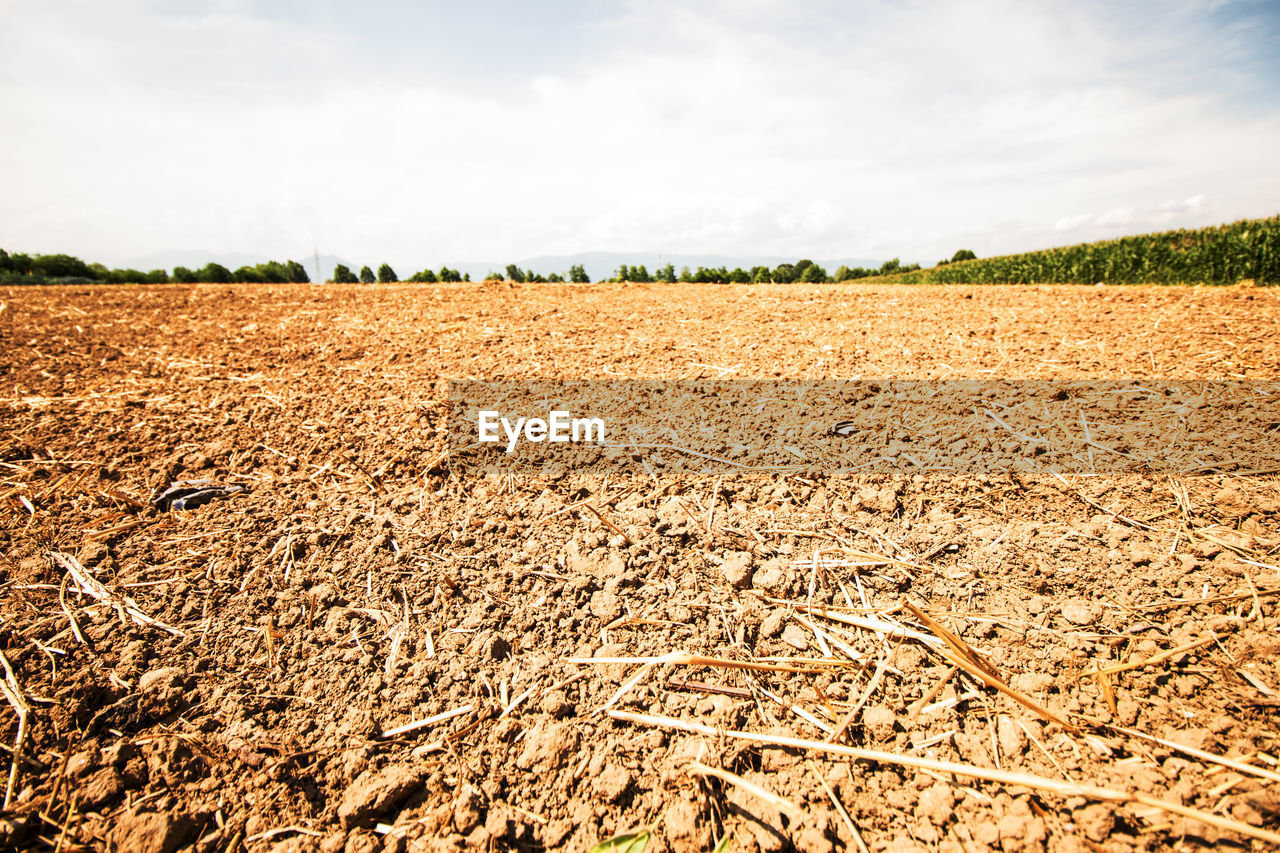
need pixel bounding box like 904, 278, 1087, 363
0, 0, 1277, 268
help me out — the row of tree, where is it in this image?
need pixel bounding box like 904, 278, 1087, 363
330, 263, 471, 283
4, 247, 1000, 288
602, 257, 929, 284
478, 264, 591, 283
317, 257, 955, 285
0, 250, 310, 284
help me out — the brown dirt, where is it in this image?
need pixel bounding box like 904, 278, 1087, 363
1, 281, 1278, 853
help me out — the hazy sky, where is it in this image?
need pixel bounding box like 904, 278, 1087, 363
2, 0, 1278, 269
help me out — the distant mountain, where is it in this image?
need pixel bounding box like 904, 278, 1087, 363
118, 250, 353, 283
455, 252, 887, 282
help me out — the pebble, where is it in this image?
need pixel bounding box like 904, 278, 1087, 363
721, 551, 754, 588
1060, 600, 1098, 626
779, 623, 809, 650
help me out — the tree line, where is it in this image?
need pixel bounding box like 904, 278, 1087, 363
603, 257, 928, 284
4, 248, 1006, 288
0, 250, 309, 284
330, 263, 469, 283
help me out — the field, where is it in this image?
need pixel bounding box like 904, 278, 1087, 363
1, 281, 1279, 853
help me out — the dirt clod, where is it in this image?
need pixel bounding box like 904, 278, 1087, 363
338, 763, 429, 827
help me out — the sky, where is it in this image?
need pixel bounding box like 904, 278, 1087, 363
1, 0, 1278, 271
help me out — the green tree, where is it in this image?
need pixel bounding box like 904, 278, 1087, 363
678, 266, 693, 283
568, 264, 590, 283
109, 268, 149, 283
951, 249, 977, 263
772, 263, 796, 283
359, 265, 375, 283
483, 271, 503, 281
439, 267, 462, 282
333, 264, 358, 283
198, 263, 233, 283
409, 268, 438, 282
798, 262, 828, 283
878, 258, 902, 276
282, 260, 308, 283
547, 272, 564, 282
377, 263, 397, 283
32, 253, 93, 278
233, 266, 265, 283
505, 264, 526, 283
145, 269, 169, 284
655, 263, 675, 282
172, 266, 197, 283
6, 253, 34, 275
727, 267, 751, 283
254, 261, 289, 283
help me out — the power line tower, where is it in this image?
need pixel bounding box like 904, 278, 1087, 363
313, 248, 320, 283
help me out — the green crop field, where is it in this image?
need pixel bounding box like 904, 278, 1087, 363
885, 215, 1280, 286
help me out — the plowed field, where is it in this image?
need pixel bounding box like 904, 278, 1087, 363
1, 282, 1278, 852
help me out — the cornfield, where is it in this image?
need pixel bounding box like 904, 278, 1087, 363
892, 214, 1280, 285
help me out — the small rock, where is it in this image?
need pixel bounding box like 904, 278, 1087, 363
138, 667, 188, 719
78, 767, 125, 809
541, 690, 574, 718
138, 667, 186, 694
760, 610, 786, 638
916, 782, 956, 825
861, 705, 897, 741
1163, 726, 1213, 752
1060, 600, 1099, 626
107, 809, 198, 853
1011, 672, 1055, 694
65, 748, 100, 778
589, 589, 622, 621
663, 796, 710, 850
997, 813, 1046, 853
594, 764, 632, 803
338, 763, 429, 826
656, 497, 691, 534
452, 784, 485, 835
780, 623, 809, 650
997, 716, 1027, 758
752, 557, 789, 593
515, 721, 579, 771
722, 551, 754, 588
1074, 803, 1114, 842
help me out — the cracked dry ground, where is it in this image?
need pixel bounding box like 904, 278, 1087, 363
1, 281, 1279, 853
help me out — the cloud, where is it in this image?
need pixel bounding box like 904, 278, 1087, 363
0, 0, 1276, 267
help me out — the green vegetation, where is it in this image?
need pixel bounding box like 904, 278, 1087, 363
8, 215, 1273, 288
0, 249, 310, 284
891, 216, 1279, 285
